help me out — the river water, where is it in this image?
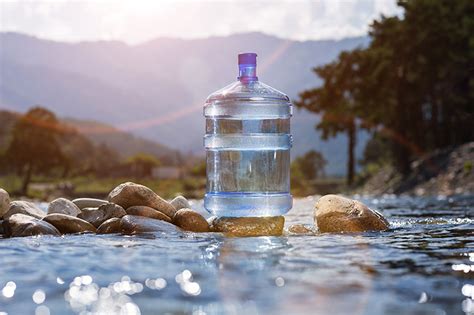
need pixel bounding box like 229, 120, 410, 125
0, 195, 473, 315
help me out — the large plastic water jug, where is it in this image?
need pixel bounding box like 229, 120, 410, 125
203, 53, 293, 217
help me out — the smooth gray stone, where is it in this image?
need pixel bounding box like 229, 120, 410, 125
72, 198, 108, 210
170, 196, 191, 211
3, 214, 60, 237
43, 213, 96, 234
0, 188, 10, 219
120, 215, 181, 235
4, 201, 45, 220
47, 198, 81, 216
78, 203, 126, 227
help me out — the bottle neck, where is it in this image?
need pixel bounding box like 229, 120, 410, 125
238, 65, 258, 82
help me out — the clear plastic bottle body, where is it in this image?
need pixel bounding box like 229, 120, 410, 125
203, 54, 292, 217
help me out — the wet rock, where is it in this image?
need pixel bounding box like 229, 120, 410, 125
211, 216, 285, 237
107, 182, 176, 218
287, 224, 314, 235
4, 201, 45, 220
120, 215, 181, 235
173, 209, 210, 232
0, 188, 10, 219
0, 220, 3, 235
47, 198, 81, 216
43, 214, 96, 234
170, 196, 191, 211
97, 218, 122, 234
126, 206, 171, 222
3, 213, 60, 237
78, 203, 126, 228
314, 194, 389, 233
72, 198, 108, 210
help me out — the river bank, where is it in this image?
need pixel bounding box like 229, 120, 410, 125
357, 142, 474, 196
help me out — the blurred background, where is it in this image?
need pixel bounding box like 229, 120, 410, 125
0, 0, 472, 200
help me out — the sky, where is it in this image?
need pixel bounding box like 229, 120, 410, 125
0, 0, 402, 44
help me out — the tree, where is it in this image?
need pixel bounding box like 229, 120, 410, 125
296, 50, 365, 185
5, 107, 65, 195
293, 150, 327, 181
126, 153, 161, 178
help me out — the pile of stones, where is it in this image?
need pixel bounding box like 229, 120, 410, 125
0, 182, 389, 238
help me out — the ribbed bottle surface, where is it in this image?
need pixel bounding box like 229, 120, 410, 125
203, 53, 293, 217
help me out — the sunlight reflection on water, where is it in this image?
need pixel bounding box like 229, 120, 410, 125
0, 195, 473, 314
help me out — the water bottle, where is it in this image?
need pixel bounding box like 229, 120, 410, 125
204, 53, 293, 217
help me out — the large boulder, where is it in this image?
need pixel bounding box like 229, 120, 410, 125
43, 214, 96, 234
4, 201, 45, 220
78, 203, 126, 228
72, 198, 108, 210
126, 206, 172, 222
47, 198, 81, 216
120, 215, 181, 235
173, 209, 210, 232
314, 194, 389, 233
0, 188, 10, 219
3, 213, 60, 237
170, 196, 191, 211
211, 216, 285, 237
107, 182, 176, 218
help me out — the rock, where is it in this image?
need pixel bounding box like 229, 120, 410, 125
97, 218, 122, 234
3, 213, 60, 237
314, 194, 389, 233
43, 214, 96, 234
107, 182, 176, 218
47, 198, 81, 216
120, 215, 181, 235
72, 198, 108, 210
4, 201, 45, 220
287, 224, 314, 235
170, 196, 191, 211
126, 206, 171, 222
0, 188, 10, 219
0, 220, 3, 235
211, 216, 285, 237
78, 203, 126, 228
173, 209, 210, 232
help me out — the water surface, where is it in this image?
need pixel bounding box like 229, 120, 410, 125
0, 195, 473, 315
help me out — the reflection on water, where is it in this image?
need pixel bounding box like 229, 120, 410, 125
0, 195, 473, 314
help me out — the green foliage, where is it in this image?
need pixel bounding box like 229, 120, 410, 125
292, 150, 327, 181
126, 153, 161, 178
298, 0, 474, 179
190, 159, 206, 177
4, 107, 65, 193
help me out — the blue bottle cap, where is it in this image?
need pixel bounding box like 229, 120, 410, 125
238, 53, 257, 66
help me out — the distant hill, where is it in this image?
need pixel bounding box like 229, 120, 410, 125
0, 110, 178, 162
0, 32, 370, 174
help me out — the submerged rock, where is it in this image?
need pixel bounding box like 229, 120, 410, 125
173, 209, 210, 232
170, 196, 191, 211
120, 215, 181, 235
107, 182, 176, 218
78, 203, 126, 227
126, 206, 171, 222
314, 194, 389, 233
97, 218, 122, 234
4, 201, 45, 220
43, 213, 96, 234
211, 216, 285, 237
287, 224, 314, 235
3, 213, 60, 237
47, 198, 81, 216
0, 188, 10, 219
72, 198, 108, 210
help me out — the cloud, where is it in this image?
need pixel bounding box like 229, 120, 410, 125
0, 0, 402, 43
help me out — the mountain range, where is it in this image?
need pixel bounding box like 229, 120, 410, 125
0, 32, 370, 175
